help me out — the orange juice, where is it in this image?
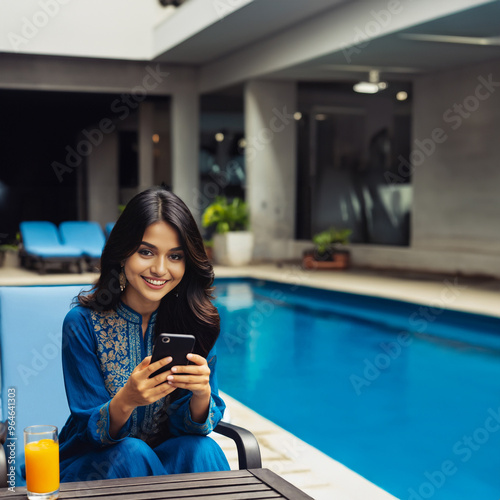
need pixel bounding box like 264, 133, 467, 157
24, 438, 59, 493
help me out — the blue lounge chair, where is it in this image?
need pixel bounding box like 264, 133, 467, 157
19, 221, 84, 274
0, 285, 261, 487
59, 221, 105, 271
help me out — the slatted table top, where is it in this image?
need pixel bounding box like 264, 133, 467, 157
2, 469, 314, 499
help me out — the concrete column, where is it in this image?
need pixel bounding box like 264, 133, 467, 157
87, 131, 119, 226
171, 79, 200, 220
138, 101, 154, 192
153, 101, 172, 187
244, 80, 297, 260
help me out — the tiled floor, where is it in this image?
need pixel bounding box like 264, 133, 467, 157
2, 263, 499, 499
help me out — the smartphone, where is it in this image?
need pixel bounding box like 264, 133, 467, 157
149, 333, 196, 379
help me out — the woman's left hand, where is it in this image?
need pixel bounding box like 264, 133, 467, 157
166, 353, 211, 399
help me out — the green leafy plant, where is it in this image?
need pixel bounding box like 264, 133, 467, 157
313, 227, 351, 256
0, 232, 20, 252
202, 196, 250, 234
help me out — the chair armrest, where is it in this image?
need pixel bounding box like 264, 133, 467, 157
0, 421, 6, 445
214, 421, 262, 469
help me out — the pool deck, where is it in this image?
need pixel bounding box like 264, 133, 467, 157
1, 263, 499, 499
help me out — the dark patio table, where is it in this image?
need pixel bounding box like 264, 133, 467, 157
2, 468, 315, 499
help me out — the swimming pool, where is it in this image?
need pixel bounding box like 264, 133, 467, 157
213, 278, 500, 500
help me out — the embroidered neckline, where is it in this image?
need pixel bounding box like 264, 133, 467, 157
117, 301, 158, 325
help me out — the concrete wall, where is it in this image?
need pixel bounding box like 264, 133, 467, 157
244, 80, 297, 260
86, 131, 119, 227
348, 57, 500, 277
411, 58, 500, 254
138, 101, 154, 193
171, 73, 200, 220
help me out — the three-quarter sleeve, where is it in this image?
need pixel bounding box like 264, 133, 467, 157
61, 307, 131, 447
167, 346, 226, 436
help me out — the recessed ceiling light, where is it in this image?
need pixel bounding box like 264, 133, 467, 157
215, 132, 224, 142
353, 82, 380, 94
396, 91, 408, 101
294, 112, 302, 120
353, 70, 388, 94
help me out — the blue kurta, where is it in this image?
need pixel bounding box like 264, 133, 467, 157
59, 302, 229, 482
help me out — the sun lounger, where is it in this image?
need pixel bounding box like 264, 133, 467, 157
59, 221, 105, 271
19, 221, 84, 274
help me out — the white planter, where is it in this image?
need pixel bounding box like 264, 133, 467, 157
214, 232, 254, 266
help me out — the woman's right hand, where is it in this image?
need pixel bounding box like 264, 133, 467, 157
120, 356, 178, 410
109, 355, 177, 438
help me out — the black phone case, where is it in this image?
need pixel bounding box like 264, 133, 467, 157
148, 333, 196, 379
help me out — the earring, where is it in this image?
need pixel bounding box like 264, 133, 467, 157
119, 267, 126, 292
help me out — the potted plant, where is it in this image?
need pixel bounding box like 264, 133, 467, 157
303, 227, 352, 270
202, 196, 254, 266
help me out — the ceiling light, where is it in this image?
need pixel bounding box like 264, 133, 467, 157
353, 82, 380, 94
159, 0, 185, 6
215, 132, 224, 142
294, 112, 302, 120
315, 114, 328, 121
396, 91, 408, 101
353, 70, 388, 94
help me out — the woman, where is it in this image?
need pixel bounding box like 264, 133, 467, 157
59, 187, 230, 482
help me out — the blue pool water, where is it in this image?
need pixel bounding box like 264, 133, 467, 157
213, 278, 500, 500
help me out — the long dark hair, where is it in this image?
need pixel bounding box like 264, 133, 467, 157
79, 187, 219, 357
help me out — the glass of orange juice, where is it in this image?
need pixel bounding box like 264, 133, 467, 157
24, 425, 59, 500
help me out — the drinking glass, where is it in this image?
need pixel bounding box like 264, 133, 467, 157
24, 425, 59, 500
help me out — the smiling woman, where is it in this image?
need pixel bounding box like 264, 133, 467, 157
57, 186, 229, 483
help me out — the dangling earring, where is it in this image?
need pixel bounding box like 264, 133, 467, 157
119, 267, 127, 292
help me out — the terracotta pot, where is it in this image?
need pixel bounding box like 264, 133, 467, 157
302, 252, 350, 270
